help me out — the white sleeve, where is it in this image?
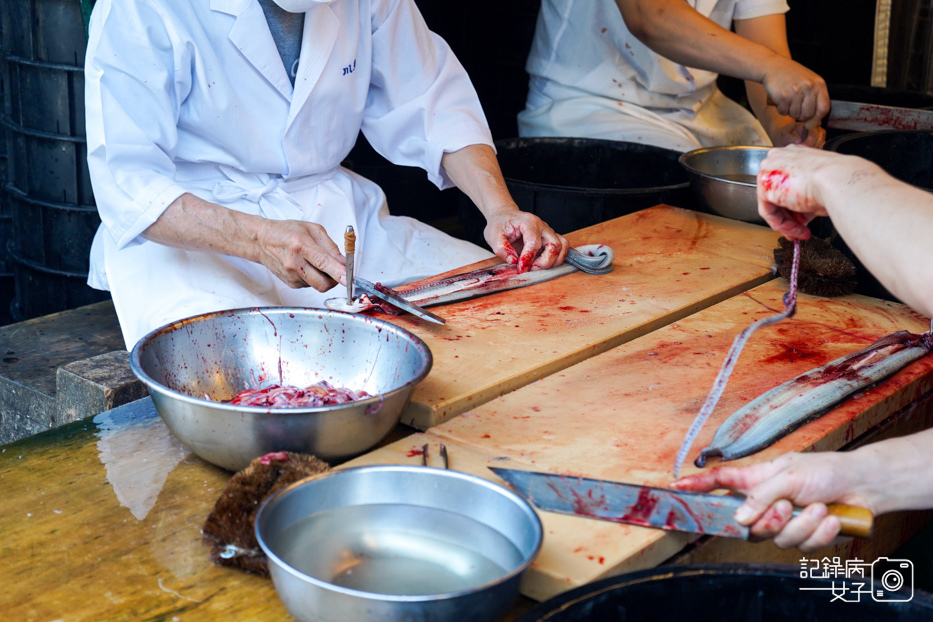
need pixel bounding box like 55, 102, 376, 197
85, 0, 190, 249
362, 0, 495, 190
732, 0, 789, 21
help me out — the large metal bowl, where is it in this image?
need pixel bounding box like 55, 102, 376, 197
130, 308, 432, 471
678, 146, 771, 224
255, 465, 543, 622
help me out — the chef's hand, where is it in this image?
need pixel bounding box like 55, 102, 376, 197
483, 210, 569, 273
671, 453, 872, 552
441, 144, 569, 272
255, 219, 347, 290
760, 59, 830, 131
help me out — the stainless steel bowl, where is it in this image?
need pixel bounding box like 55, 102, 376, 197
255, 465, 543, 622
130, 308, 432, 471
678, 146, 771, 224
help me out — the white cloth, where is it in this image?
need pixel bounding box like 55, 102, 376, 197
85, 0, 495, 348
517, 0, 790, 152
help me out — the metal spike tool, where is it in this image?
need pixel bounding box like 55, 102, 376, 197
344, 226, 355, 304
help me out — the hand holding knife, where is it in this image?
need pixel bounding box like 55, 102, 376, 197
491, 468, 873, 541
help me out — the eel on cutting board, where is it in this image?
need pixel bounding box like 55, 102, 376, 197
325, 244, 614, 314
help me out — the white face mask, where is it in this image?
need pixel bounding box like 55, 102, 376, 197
270, 0, 336, 12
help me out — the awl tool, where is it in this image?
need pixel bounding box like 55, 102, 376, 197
344, 226, 355, 305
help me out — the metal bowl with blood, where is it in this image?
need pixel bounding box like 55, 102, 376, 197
255, 465, 543, 622
129, 307, 432, 471
678, 146, 770, 224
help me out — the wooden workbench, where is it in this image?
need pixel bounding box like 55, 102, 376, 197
3, 208, 932, 619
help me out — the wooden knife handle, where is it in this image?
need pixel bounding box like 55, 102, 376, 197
826, 503, 874, 539
344, 226, 356, 254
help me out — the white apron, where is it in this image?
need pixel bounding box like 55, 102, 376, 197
518, 0, 790, 152
85, 0, 494, 348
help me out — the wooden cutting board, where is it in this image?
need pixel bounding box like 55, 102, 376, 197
383, 205, 781, 429
346, 280, 933, 600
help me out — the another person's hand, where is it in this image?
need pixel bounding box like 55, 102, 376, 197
760, 59, 830, 131
483, 210, 569, 272
671, 453, 874, 552
766, 118, 825, 149
756, 145, 846, 239
255, 219, 347, 290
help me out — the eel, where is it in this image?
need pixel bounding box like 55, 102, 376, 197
672, 240, 801, 478
325, 244, 614, 314
694, 330, 933, 467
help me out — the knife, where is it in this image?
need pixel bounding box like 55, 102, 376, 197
490, 467, 873, 540
766, 98, 933, 133
354, 276, 446, 325
828, 100, 933, 132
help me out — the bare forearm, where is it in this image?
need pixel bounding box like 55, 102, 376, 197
615, 0, 781, 82
441, 144, 520, 219
814, 161, 933, 316
847, 428, 933, 514
143, 192, 346, 290
143, 192, 266, 263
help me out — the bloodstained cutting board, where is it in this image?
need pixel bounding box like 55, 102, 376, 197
345, 280, 933, 601
381, 205, 781, 429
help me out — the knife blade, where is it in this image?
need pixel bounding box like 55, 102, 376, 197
490, 467, 873, 540
765, 98, 933, 133
354, 276, 446, 325
827, 100, 933, 132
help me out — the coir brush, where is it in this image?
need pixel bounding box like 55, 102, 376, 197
202, 451, 330, 576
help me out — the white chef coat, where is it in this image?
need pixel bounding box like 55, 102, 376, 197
85, 0, 495, 348
517, 0, 789, 152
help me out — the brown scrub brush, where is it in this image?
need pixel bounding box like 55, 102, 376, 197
773, 236, 857, 297
202, 451, 331, 576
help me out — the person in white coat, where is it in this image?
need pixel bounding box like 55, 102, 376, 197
85, 0, 568, 349
518, 0, 830, 152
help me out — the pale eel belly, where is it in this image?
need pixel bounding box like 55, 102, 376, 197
324, 244, 614, 315
696, 330, 933, 467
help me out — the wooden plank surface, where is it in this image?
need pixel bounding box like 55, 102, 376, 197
388, 205, 781, 429
347, 280, 933, 600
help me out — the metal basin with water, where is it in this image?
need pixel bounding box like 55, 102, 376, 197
256, 465, 543, 622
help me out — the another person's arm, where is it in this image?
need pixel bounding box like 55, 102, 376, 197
757, 145, 933, 317
733, 15, 825, 147
672, 428, 933, 552
614, 0, 829, 130
441, 145, 568, 271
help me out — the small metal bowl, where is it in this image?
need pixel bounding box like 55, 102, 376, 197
130, 308, 432, 471
256, 465, 543, 622
678, 146, 771, 224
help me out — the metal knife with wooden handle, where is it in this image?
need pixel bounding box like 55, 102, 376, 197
767, 97, 933, 132
491, 467, 873, 540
